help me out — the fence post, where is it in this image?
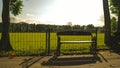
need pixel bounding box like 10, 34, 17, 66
95, 28, 98, 51
46, 28, 50, 55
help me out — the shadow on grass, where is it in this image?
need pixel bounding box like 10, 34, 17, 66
41, 55, 102, 66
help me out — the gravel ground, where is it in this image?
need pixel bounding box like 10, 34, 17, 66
0, 50, 120, 68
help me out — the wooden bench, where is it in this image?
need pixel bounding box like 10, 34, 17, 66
55, 31, 97, 57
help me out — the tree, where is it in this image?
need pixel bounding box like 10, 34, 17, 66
111, 17, 117, 32
86, 24, 94, 30
103, 0, 111, 45
0, 0, 23, 51
67, 22, 72, 27
110, 0, 120, 33
110, 0, 120, 51
72, 25, 81, 30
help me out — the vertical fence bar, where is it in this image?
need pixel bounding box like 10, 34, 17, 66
46, 31, 48, 55
46, 28, 50, 55
48, 28, 50, 55
95, 28, 98, 51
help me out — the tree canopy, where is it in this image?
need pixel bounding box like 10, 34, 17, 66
10, 0, 23, 16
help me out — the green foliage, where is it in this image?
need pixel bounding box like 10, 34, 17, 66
111, 17, 117, 32
10, 0, 23, 16
110, 0, 120, 9
110, 0, 120, 15
86, 24, 94, 29
110, 6, 118, 15
0, 23, 99, 32
110, 0, 120, 33
72, 25, 81, 30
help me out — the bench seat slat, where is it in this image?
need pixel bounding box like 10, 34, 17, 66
60, 41, 94, 44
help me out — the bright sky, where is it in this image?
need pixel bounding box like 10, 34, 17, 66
0, 0, 104, 26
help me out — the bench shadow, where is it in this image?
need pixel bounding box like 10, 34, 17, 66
19, 56, 45, 68
41, 55, 102, 66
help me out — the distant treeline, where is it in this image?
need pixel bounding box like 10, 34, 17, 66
0, 22, 104, 32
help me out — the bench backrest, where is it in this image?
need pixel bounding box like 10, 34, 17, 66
57, 31, 92, 36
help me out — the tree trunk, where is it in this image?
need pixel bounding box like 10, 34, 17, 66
0, 0, 13, 51
103, 0, 111, 45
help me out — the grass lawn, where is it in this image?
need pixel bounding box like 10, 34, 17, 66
0, 32, 107, 56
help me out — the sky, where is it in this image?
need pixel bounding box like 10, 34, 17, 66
0, 0, 104, 26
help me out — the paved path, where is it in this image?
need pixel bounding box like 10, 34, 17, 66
0, 51, 120, 68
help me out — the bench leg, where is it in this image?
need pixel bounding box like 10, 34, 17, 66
56, 37, 61, 56
56, 44, 61, 56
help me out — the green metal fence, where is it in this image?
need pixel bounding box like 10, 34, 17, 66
0, 32, 47, 56
0, 28, 107, 56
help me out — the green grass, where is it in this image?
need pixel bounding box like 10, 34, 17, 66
0, 33, 107, 56
10, 33, 46, 50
